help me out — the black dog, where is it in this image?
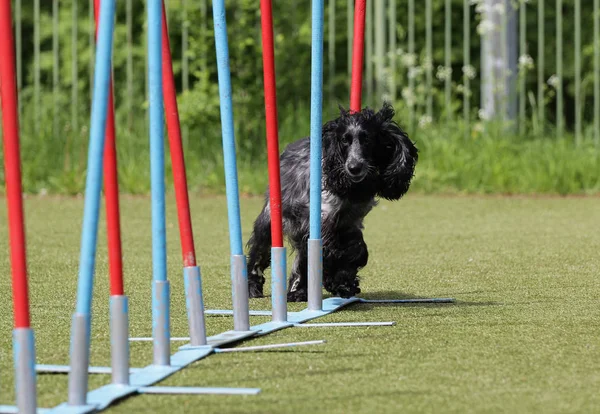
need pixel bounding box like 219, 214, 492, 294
246, 102, 418, 302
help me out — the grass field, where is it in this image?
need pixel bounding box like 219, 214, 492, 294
0, 194, 599, 413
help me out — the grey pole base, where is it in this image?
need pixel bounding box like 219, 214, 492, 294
307, 239, 323, 311
231, 255, 250, 331
13, 328, 37, 414
183, 266, 207, 346
110, 295, 130, 385
271, 247, 287, 322
68, 313, 91, 406
152, 280, 171, 366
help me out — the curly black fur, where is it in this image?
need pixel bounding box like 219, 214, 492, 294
247, 102, 418, 302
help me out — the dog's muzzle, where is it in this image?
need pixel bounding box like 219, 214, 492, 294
345, 160, 367, 182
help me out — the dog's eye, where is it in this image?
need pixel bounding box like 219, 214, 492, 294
341, 134, 351, 145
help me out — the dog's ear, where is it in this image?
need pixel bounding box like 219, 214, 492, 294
337, 104, 349, 117
374, 102, 418, 200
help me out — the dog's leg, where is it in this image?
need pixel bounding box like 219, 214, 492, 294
287, 242, 308, 302
323, 229, 368, 298
246, 206, 272, 298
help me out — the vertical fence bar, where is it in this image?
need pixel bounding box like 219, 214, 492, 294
375, 0, 385, 102
34, 0, 40, 134
72, 0, 78, 137
201, 0, 207, 76
520, 0, 526, 135
463, 0, 470, 138
182, 0, 189, 149
347, 0, 353, 77
388, 0, 396, 102
575, 0, 581, 144
366, 0, 373, 107
445, 0, 451, 120
408, 0, 415, 130
15, 0, 21, 114
481, 0, 496, 121
556, 0, 563, 137
127, 0, 133, 130
500, 1, 508, 122
426, 0, 433, 118
594, 0, 599, 144
537, 0, 544, 131
329, 0, 336, 102
53, 0, 60, 140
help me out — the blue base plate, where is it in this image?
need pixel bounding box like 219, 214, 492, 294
36, 295, 453, 413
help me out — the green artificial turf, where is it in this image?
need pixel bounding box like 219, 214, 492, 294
0, 195, 599, 413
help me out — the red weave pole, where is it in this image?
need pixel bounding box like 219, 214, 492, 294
350, 0, 367, 113
161, 1, 197, 266
94, 0, 124, 296
260, 0, 284, 247
0, 0, 31, 328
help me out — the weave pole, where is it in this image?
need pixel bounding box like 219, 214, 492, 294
67, 0, 116, 406
0, 2, 37, 412
350, 0, 366, 112
161, 0, 207, 346
148, 0, 171, 366
93, 0, 130, 386
211, 0, 250, 331
260, 0, 287, 323
308, 0, 325, 311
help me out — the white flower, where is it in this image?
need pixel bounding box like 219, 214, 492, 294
475, 3, 489, 14
401, 53, 417, 68
518, 54, 534, 70
401, 87, 415, 106
547, 75, 560, 89
395, 48, 405, 56
462, 65, 477, 79
408, 66, 423, 79
473, 122, 485, 134
436, 66, 453, 81
478, 109, 491, 121
418, 115, 432, 128
477, 20, 495, 35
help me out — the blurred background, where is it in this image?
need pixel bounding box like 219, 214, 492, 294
2, 0, 600, 195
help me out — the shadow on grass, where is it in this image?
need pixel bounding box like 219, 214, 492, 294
327, 291, 504, 311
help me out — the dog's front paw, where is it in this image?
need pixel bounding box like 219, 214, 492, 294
325, 270, 361, 298
334, 284, 361, 299
287, 288, 307, 302
248, 282, 264, 298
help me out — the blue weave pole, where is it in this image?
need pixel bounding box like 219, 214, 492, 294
308, 0, 325, 311
66, 0, 116, 406
148, 0, 171, 366
211, 0, 250, 331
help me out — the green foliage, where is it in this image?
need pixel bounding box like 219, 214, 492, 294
5, 0, 600, 195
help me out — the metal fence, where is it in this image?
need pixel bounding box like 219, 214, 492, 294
9, 0, 600, 145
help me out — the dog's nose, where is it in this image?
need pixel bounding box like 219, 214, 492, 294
347, 161, 364, 175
